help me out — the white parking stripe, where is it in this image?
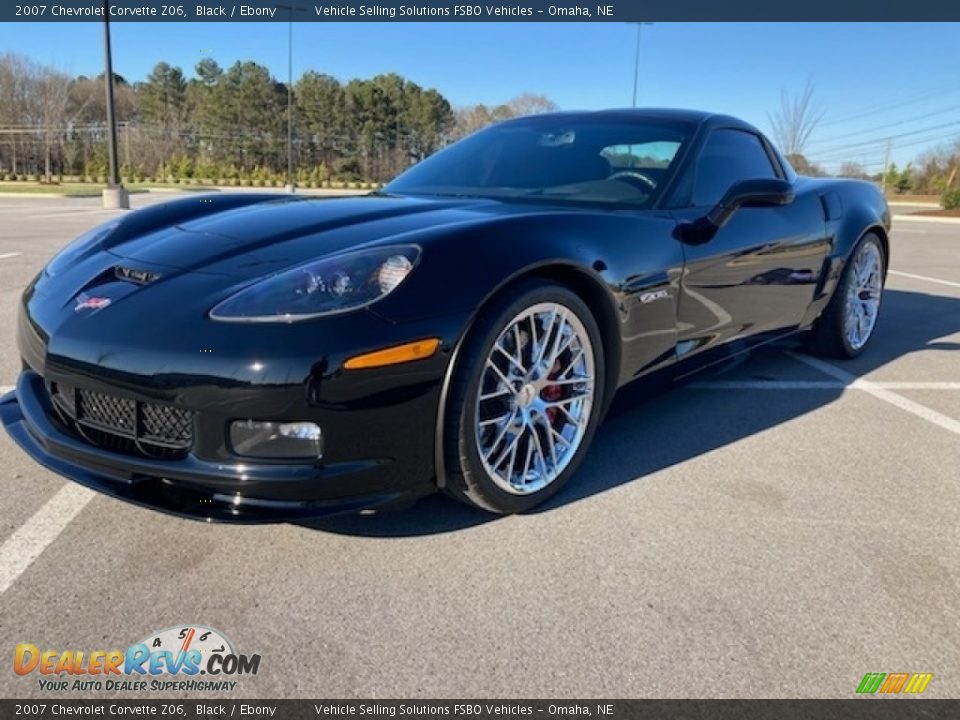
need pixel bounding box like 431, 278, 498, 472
889, 270, 960, 289
0, 252, 22, 260
693, 380, 960, 390
788, 352, 960, 438
1, 385, 15, 394
0, 484, 95, 595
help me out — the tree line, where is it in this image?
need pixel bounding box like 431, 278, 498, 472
0, 52, 556, 185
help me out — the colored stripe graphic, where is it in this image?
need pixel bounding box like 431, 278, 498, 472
857, 673, 886, 694
903, 674, 933, 694
856, 672, 932, 695
879, 673, 909, 693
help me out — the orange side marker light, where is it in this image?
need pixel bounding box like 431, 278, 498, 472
344, 338, 441, 370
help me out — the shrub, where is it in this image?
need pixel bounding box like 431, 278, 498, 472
942, 188, 960, 210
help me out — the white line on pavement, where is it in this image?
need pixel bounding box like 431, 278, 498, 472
692, 380, 960, 390
0, 252, 21, 260
893, 214, 960, 225
1, 385, 14, 394
889, 270, 960, 289
788, 352, 960, 438
0, 484, 95, 595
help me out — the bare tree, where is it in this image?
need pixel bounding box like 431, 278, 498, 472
0, 54, 71, 180
453, 93, 558, 140
838, 161, 866, 179
768, 80, 823, 161
37, 68, 71, 181
505, 93, 557, 117
0, 54, 33, 175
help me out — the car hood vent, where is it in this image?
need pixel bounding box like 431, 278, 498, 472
114, 266, 161, 285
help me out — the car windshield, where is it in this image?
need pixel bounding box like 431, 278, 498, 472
384, 115, 693, 208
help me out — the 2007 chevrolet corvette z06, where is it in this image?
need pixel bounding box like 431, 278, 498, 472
1, 110, 889, 520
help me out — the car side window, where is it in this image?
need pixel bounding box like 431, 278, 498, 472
693, 129, 778, 207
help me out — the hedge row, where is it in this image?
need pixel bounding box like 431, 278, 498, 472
0, 174, 380, 190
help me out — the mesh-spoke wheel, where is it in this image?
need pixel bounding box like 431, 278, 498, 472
443, 282, 604, 514
843, 240, 883, 351
808, 232, 886, 359
475, 302, 595, 495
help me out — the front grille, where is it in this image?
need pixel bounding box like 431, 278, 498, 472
49, 383, 194, 459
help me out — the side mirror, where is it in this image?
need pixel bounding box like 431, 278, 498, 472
706, 178, 794, 228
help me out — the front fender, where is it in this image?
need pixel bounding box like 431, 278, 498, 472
374, 210, 683, 383
800, 181, 890, 327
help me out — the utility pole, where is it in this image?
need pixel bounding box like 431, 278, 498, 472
630, 22, 653, 108
880, 138, 892, 195
101, 0, 128, 209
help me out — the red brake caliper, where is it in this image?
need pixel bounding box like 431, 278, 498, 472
542, 364, 563, 425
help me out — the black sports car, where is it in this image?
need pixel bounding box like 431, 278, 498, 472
1, 109, 889, 521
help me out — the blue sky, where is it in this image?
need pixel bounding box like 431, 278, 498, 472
6, 21, 960, 171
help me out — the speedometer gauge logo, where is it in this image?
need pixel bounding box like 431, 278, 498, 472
136, 625, 235, 670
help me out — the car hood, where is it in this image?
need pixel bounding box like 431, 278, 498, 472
103, 194, 522, 279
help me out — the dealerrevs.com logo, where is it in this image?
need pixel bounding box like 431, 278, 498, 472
14, 625, 261, 693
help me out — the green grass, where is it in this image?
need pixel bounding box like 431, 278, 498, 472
0, 182, 105, 197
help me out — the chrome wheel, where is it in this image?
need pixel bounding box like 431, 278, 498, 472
843, 240, 883, 351
474, 302, 596, 495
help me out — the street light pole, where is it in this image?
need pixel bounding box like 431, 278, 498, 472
274, 4, 302, 192
102, 0, 128, 208
630, 22, 653, 108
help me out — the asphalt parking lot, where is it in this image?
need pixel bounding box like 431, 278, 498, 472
0, 192, 958, 699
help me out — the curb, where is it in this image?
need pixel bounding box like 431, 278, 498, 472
893, 214, 960, 225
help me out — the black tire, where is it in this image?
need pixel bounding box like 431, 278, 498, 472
443, 280, 606, 514
807, 232, 886, 359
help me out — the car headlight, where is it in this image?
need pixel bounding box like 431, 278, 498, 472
209, 245, 420, 323
45, 219, 121, 277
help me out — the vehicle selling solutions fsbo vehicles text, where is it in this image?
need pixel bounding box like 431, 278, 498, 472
314, 4, 537, 17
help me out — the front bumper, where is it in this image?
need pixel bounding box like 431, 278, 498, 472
1, 372, 425, 522
5, 268, 471, 521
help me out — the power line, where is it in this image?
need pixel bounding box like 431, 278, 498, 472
808, 119, 960, 156
807, 105, 960, 148
810, 130, 960, 164
817, 83, 960, 128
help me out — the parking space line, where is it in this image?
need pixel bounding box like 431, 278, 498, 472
1, 385, 14, 394
889, 270, 960, 289
788, 352, 960, 438
692, 380, 960, 390
0, 252, 22, 260
0, 484, 95, 595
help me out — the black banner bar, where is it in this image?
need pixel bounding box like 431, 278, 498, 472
3, 0, 960, 22
2, 700, 960, 720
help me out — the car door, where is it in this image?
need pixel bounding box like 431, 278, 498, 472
673, 128, 830, 359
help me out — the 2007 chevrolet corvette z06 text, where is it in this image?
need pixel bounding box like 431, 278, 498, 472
0, 109, 889, 520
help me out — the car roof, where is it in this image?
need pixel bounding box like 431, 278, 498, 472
502, 108, 758, 133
